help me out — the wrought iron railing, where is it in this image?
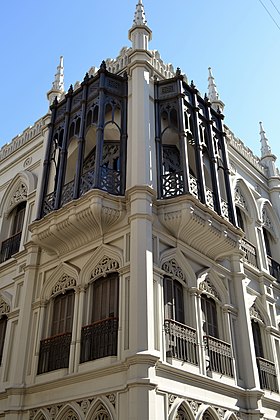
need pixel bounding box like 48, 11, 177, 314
0, 232, 22, 263
205, 187, 215, 211
267, 256, 280, 283
257, 357, 279, 392
204, 335, 234, 377
189, 173, 199, 198
37, 332, 72, 374
161, 171, 184, 198
80, 317, 118, 363
164, 319, 198, 365
42, 166, 121, 217
100, 166, 121, 195
241, 238, 258, 268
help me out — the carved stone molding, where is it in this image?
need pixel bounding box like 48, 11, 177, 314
250, 303, 265, 323
0, 296, 10, 316
235, 187, 248, 211
199, 278, 220, 300
106, 393, 116, 408
51, 274, 76, 296
262, 209, 274, 232
91, 256, 119, 279
9, 182, 27, 209
162, 259, 186, 282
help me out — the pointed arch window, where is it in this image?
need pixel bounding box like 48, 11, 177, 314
80, 273, 119, 363
38, 290, 75, 374
164, 277, 184, 324
201, 295, 218, 338
251, 318, 279, 392
0, 201, 26, 263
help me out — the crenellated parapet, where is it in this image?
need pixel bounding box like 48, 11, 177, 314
0, 116, 48, 161
225, 126, 268, 176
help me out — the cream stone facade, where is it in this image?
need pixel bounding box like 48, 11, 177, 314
0, 2, 280, 419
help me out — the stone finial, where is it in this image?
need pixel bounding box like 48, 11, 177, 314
47, 56, 65, 106
259, 121, 271, 157
128, 0, 152, 50
207, 67, 224, 112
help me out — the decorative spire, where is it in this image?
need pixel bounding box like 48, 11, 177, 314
259, 121, 271, 157
47, 56, 65, 106
132, 0, 147, 26
207, 67, 224, 112
128, 1, 152, 50
259, 121, 278, 177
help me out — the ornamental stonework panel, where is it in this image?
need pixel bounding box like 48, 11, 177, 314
91, 256, 119, 279
51, 274, 76, 296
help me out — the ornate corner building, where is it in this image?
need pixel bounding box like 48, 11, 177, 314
0, 2, 280, 419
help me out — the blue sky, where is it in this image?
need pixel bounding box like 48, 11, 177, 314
0, 0, 279, 161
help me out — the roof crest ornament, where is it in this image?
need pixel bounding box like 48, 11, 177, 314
47, 56, 65, 106
207, 67, 224, 113
259, 121, 271, 158
129, 1, 152, 50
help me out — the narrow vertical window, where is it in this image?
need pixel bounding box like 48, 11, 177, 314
0, 316, 7, 364
164, 277, 184, 324
201, 295, 218, 338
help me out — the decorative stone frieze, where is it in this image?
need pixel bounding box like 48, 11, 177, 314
250, 303, 265, 323
91, 256, 119, 279
162, 259, 186, 282
262, 208, 274, 232
199, 278, 220, 300
0, 296, 10, 316
235, 187, 248, 211
51, 274, 76, 296
9, 182, 27, 208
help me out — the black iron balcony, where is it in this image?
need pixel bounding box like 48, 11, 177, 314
204, 335, 234, 377
241, 238, 258, 268
257, 357, 279, 392
267, 256, 280, 282
37, 332, 72, 374
80, 317, 118, 363
164, 319, 198, 365
42, 166, 121, 217
0, 232, 22, 263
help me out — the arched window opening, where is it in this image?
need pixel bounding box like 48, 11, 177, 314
61, 139, 79, 206
163, 277, 198, 365
236, 207, 245, 232
164, 277, 184, 324
175, 404, 192, 420
201, 295, 218, 338
0, 201, 26, 264
251, 319, 279, 392
80, 273, 119, 363
38, 290, 74, 374
201, 293, 233, 377
263, 227, 280, 281
0, 315, 7, 365
202, 410, 215, 420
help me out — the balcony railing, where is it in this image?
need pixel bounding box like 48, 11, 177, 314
80, 317, 118, 363
0, 232, 22, 263
164, 319, 198, 365
42, 166, 121, 217
257, 357, 279, 392
161, 171, 184, 198
37, 332, 72, 374
267, 256, 280, 283
241, 238, 258, 268
204, 335, 234, 377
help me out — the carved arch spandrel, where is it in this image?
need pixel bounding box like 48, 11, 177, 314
86, 397, 115, 420
81, 244, 123, 286
41, 262, 80, 301
0, 170, 37, 216
0, 295, 10, 317
160, 248, 196, 287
